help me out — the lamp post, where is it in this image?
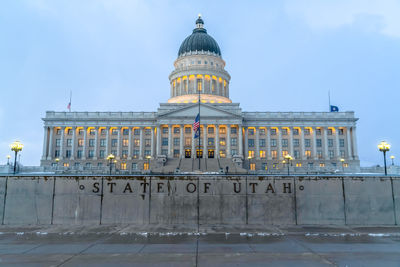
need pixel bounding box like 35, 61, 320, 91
378, 141, 390, 176
340, 158, 345, 173
146, 155, 151, 172
107, 154, 115, 175
248, 155, 253, 172
390, 155, 395, 166
6, 155, 10, 165
10, 141, 23, 174
55, 158, 60, 171
284, 154, 293, 175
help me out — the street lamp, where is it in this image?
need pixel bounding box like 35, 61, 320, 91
146, 155, 151, 172
390, 155, 395, 166
55, 158, 60, 170
6, 155, 10, 165
378, 141, 390, 176
248, 155, 253, 172
340, 158, 345, 173
10, 141, 23, 174
107, 154, 115, 175
284, 154, 293, 175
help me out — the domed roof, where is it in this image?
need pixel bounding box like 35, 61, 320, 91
178, 16, 221, 57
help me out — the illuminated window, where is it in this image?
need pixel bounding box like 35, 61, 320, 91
319, 163, 325, 167
197, 79, 202, 91
271, 150, 277, 159
212, 80, 215, 91
250, 163, 255, 170
248, 150, 255, 158
282, 150, 288, 157
185, 138, 191, 146
143, 162, 149, 170
305, 150, 311, 158
343, 163, 348, 168
63, 163, 69, 167
134, 139, 140, 146
219, 138, 226, 146
122, 139, 129, 147
219, 127, 226, 134
78, 139, 84, 147
219, 150, 226, 158
296, 163, 302, 167
120, 163, 127, 170
260, 150, 266, 158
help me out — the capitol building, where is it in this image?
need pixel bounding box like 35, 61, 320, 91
40, 16, 360, 174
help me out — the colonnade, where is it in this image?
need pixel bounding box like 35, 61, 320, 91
170, 75, 228, 98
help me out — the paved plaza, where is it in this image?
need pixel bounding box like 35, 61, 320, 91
0, 225, 399, 266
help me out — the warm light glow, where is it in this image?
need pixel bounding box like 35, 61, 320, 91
391, 156, 395, 159
284, 154, 293, 161
10, 141, 23, 152
378, 141, 390, 152
7, 155, 11, 159
340, 158, 345, 162
107, 154, 115, 161
55, 158, 60, 162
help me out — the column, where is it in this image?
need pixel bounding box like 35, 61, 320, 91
59, 127, 65, 159
278, 127, 282, 160
82, 127, 87, 160
215, 125, 220, 158
255, 127, 260, 159
335, 127, 340, 159
168, 125, 172, 158
116, 127, 121, 159
227, 125, 231, 158
289, 127, 294, 157
209, 78, 212, 94
323, 127, 329, 159
180, 78, 183, 95
47, 127, 54, 160
42, 126, 48, 160
94, 127, 98, 160
203, 125, 207, 158
156, 125, 161, 156
238, 125, 243, 157
151, 127, 155, 157
346, 127, 352, 160
312, 127, 317, 160
352, 126, 358, 160
300, 127, 305, 160
244, 127, 248, 158
128, 127, 132, 160
71, 127, 76, 160
180, 125, 184, 158
202, 78, 204, 94
139, 127, 144, 159
191, 127, 195, 158
105, 127, 110, 155
266, 127, 271, 160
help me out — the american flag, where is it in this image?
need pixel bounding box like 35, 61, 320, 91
67, 102, 71, 112
193, 113, 200, 138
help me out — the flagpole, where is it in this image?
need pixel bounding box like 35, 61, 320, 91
198, 85, 201, 170
69, 91, 72, 112
328, 90, 331, 112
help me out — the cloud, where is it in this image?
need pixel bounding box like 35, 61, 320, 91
284, 0, 400, 38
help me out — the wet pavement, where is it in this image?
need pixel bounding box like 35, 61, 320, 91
0, 225, 399, 266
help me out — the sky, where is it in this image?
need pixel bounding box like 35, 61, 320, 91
0, 0, 399, 167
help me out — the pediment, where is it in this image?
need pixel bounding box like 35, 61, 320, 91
158, 103, 241, 119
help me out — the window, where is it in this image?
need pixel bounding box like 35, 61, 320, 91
260, 150, 266, 158
185, 138, 191, 146
248, 139, 254, 147
88, 150, 94, 158
78, 129, 84, 135
293, 139, 299, 147
174, 127, 180, 134
122, 139, 129, 147
282, 150, 288, 157
66, 150, 71, 158
339, 139, 345, 147
316, 139, 322, 147
161, 149, 168, 156
198, 60, 201, 64
271, 150, 277, 159
78, 139, 84, 147
304, 128, 310, 135
197, 79, 202, 91
231, 138, 237, 146
174, 149, 180, 158
68, 129, 73, 135
162, 138, 168, 146
317, 150, 323, 159
262, 163, 268, 171
270, 139, 277, 147
316, 128, 322, 135
134, 129, 140, 135
56, 139, 61, 147
282, 139, 288, 147
101, 129, 106, 135
132, 163, 137, 170
343, 163, 348, 168
208, 138, 214, 145
293, 129, 299, 135
133, 150, 139, 158
329, 150, 334, 158
219, 150, 226, 158
100, 139, 106, 147
208, 127, 214, 134
99, 150, 105, 158
63, 163, 70, 167
89, 139, 95, 147
296, 163, 302, 167
134, 139, 140, 146
54, 150, 60, 157
97, 162, 103, 167
219, 127, 226, 134
90, 129, 96, 135
328, 129, 333, 135
77, 150, 82, 158
111, 139, 118, 147
144, 150, 151, 156
340, 150, 345, 158
174, 138, 180, 146
231, 149, 237, 156
67, 139, 72, 147
328, 139, 334, 147
308, 162, 314, 168
259, 139, 266, 147
162, 127, 168, 134
122, 150, 128, 158
219, 138, 226, 146
112, 129, 118, 135
282, 129, 288, 135
339, 128, 344, 135
248, 128, 254, 135
305, 139, 311, 148
121, 163, 127, 170
294, 150, 300, 159
143, 162, 149, 170
270, 129, 277, 135
260, 128, 265, 135
145, 129, 151, 135
56, 129, 61, 135
185, 127, 191, 134
145, 139, 151, 147
123, 129, 129, 135
248, 150, 254, 158
231, 127, 237, 134
305, 150, 311, 158
250, 163, 255, 170
319, 163, 325, 167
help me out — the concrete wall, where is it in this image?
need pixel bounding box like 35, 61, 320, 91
0, 175, 398, 226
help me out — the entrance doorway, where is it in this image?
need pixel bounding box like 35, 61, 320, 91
196, 149, 203, 158
208, 149, 214, 158
185, 149, 191, 158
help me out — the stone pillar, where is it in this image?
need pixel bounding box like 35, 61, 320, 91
192, 127, 195, 158
289, 127, 294, 157
94, 127, 98, 160
156, 125, 161, 156
139, 127, 144, 159
300, 127, 305, 160
244, 127, 248, 159
116, 127, 120, 159
352, 126, 358, 160
323, 127, 329, 159
168, 125, 172, 158
227, 125, 231, 158
47, 127, 54, 160
82, 127, 87, 160
209, 78, 212, 94
255, 127, 260, 159
180, 125, 184, 158
312, 127, 317, 160
278, 127, 282, 160
105, 127, 110, 156
203, 125, 207, 158
180, 79, 183, 96
266, 127, 271, 160
128, 127, 132, 160
151, 127, 155, 157
335, 127, 340, 159
59, 127, 65, 160
216, 125, 220, 158
346, 127, 352, 160
238, 125, 243, 157
71, 127, 76, 160
42, 126, 48, 160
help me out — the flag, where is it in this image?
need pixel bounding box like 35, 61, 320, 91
193, 113, 200, 138
330, 105, 339, 112
67, 91, 72, 112
67, 101, 71, 112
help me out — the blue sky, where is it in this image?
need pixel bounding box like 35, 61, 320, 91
0, 0, 399, 167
